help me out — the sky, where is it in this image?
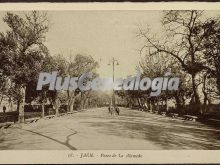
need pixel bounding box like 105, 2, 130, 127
0, 10, 163, 79
45, 11, 164, 79
0, 10, 219, 79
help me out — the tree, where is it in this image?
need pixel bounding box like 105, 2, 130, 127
137, 10, 210, 112
0, 11, 49, 122
66, 54, 98, 111
40, 54, 68, 116
139, 52, 191, 112
195, 18, 220, 98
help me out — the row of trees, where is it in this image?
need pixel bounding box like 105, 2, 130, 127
0, 11, 110, 122
1, 10, 220, 122
117, 11, 220, 115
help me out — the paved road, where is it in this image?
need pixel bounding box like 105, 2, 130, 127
0, 107, 220, 150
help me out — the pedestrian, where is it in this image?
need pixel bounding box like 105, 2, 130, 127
3, 105, 6, 113
115, 107, 120, 115
108, 105, 112, 115
3, 105, 6, 122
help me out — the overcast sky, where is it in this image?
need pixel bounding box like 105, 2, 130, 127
0, 11, 219, 79
45, 11, 163, 79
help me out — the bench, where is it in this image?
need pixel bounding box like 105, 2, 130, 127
59, 113, 66, 116
0, 123, 5, 129
25, 117, 40, 123
0, 122, 14, 129
160, 112, 166, 116
183, 115, 198, 121
207, 118, 220, 125
208, 118, 220, 122
172, 113, 179, 118
4, 122, 14, 128
167, 113, 179, 118
153, 110, 158, 114
45, 115, 55, 119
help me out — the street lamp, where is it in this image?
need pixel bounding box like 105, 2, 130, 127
108, 57, 119, 107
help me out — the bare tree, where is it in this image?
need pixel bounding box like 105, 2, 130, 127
137, 10, 210, 112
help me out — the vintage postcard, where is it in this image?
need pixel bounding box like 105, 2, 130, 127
0, 2, 220, 164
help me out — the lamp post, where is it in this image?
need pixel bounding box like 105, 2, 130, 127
108, 57, 119, 107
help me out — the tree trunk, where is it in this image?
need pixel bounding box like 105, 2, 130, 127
8, 97, 13, 112
174, 94, 181, 109
202, 74, 209, 114
191, 73, 200, 105
41, 91, 46, 118
165, 97, 168, 111
55, 100, 59, 116
0, 93, 4, 106
41, 103, 45, 118
126, 98, 130, 108
216, 67, 220, 95
52, 92, 59, 116
53, 97, 59, 116
190, 73, 201, 115
68, 98, 75, 112
68, 92, 75, 112
17, 86, 26, 123
67, 91, 76, 112
82, 95, 86, 109
80, 92, 90, 110
146, 99, 151, 111
137, 98, 141, 110
151, 100, 156, 112
128, 98, 132, 108
84, 98, 89, 109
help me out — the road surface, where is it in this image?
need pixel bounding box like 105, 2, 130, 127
0, 107, 220, 150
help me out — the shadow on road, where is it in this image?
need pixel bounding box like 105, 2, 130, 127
15, 127, 78, 150
81, 113, 220, 149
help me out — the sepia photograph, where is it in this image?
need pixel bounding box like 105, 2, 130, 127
0, 4, 220, 159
